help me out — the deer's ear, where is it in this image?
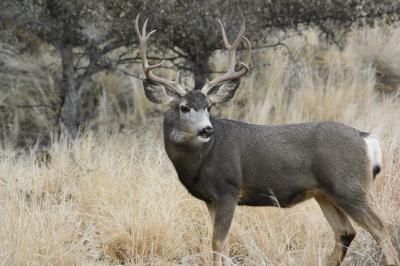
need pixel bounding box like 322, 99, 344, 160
207, 79, 240, 104
142, 79, 181, 105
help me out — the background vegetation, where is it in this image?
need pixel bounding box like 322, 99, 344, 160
1, 0, 400, 265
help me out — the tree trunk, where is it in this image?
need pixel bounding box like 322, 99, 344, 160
59, 45, 79, 139
191, 50, 212, 90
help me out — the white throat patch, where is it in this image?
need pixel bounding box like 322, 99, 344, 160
198, 135, 211, 142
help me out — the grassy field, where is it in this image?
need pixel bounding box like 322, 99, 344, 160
1, 27, 400, 265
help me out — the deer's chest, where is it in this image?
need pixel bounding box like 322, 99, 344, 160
177, 172, 214, 202
164, 136, 242, 202
171, 156, 242, 203
165, 149, 210, 201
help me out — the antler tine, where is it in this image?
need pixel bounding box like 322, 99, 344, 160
232, 12, 246, 49
217, 20, 235, 73
217, 13, 245, 50
142, 19, 148, 37
239, 35, 251, 69
201, 14, 251, 95
217, 19, 230, 49
135, 14, 141, 38
135, 14, 186, 96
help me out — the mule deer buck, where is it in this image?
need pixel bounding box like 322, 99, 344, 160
135, 14, 399, 266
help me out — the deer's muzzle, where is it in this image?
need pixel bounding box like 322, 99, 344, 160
198, 126, 214, 138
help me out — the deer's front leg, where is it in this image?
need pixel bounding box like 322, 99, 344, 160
207, 195, 237, 266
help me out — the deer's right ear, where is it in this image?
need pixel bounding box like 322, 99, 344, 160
142, 79, 182, 105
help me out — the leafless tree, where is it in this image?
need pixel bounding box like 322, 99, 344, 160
0, 0, 143, 138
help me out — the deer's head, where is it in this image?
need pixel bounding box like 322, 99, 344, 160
135, 14, 251, 143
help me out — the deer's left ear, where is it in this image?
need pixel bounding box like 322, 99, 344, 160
142, 79, 182, 105
206, 79, 240, 104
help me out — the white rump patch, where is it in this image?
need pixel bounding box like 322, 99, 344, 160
364, 134, 382, 168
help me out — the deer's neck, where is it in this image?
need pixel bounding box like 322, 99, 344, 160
163, 111, 214, 192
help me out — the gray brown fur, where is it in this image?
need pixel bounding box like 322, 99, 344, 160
165, 112, 367, 208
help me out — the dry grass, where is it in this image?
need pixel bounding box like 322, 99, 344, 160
1, 26, 400, 265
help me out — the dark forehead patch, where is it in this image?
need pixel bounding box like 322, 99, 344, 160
183, 90, 210, 110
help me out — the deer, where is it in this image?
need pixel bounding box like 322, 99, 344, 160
134, 14, 399, 266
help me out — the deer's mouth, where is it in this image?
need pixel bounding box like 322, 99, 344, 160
197, 130, 212, 142
197, 126, 214, 142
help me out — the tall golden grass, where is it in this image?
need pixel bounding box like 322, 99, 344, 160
1, 27, 400, 265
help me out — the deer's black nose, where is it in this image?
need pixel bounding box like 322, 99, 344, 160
198, 126, 214, 138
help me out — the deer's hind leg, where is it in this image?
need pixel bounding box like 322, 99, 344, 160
316, 196, 356, 266
335, 197, 399, 266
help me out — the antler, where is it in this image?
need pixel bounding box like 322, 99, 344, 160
201, 13, 251, 95
135, 14, 186, 96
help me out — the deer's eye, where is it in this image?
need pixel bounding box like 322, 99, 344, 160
180, 105, 190, 113
207, 106, 211, 112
